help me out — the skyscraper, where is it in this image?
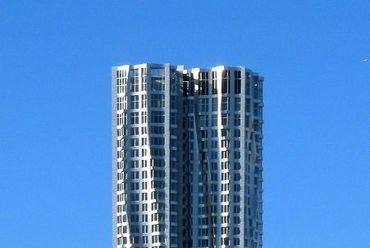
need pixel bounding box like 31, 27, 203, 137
112, 63, 263, 248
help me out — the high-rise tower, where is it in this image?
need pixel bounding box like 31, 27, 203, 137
112, 63, 263, 248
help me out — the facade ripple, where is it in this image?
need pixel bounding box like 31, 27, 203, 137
112, 63, 264, 248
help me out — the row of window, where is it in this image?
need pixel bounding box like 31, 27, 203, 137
117, 96, 262, 122
197, 237, 241, 247
183, 71, 261, 97
183, 97, 261, 114
117, 234, 165, 245
116, 68, 262, 98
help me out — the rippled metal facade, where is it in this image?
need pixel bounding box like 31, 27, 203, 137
112, 63, 263, 248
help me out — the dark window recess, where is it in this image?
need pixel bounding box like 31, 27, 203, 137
199, 72, 209, 95
222, 70, 229, 93
234, 71, 241, 94
200, 81, 208, 95
183, 75, 189, 96
212, 71, 217, 94
189, 75, 195, 96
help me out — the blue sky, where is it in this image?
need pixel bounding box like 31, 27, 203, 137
1, 0, 369, 247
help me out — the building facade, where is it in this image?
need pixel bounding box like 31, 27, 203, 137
112, 63, 263, 248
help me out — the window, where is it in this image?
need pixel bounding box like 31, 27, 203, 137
130, 138, 139, 146
234, 114, 240, 126
151, 67, 165, 91
221, 113, 228, 125
151, 148, 165, 156
150, 126, 164, 134
200, 98, 208, 112
221, 139, 229, 148
141, 67, 147, 91
212, 71, 217, 94
212, 98, 217, 111
141, 111, 147, 123
235, 97, 241, 111
222, 70, 229, 93
254, 102, 261, 117
246, 74, 251, 95
234, 238, 240, 245
170, 96, 176, 109
199, 72, 209, 95
211, 115, 217, 126
150, 137, 164, 145
151, 111, 164, 123
221, 96, 228, 111
130, 112, 139, 124
234, 70, 241, 94
151, 94, 165, 108
130, 127, 140, 135
130, 69, 139, 92
150, 67, 164, 77
234, 129, 240, 137
199, 115, 208, 127
141, 94, 147, 108
170, 113, 177, 125
253, 79, 261, 98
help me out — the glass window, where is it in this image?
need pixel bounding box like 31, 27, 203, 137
130, 112, 139, 124
212, 71, 217, 94
212, 98, 217, 111
222, 70, 229, 93
151, 94, 165, 108
235, 97, 241, 111
130, 95, 139, 109
234, 70, 241, 94
150, 111, 165, 123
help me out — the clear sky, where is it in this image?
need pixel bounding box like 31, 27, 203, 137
0, 0, 369, 247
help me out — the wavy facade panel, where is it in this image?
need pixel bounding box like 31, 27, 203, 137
112, 63, 263, 248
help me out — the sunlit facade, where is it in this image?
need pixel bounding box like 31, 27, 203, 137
112, 63, 263, 248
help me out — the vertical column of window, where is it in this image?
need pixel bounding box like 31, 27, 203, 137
246, 74, 262, 247
164, 64, 171, 248
231, 93, 242, 246
127, 67, 141, 247
219, 69, 231, 245
255, 76, 264, 247
183, 73, 196, 248
169, 68, 181, 248
140, 70, 150, 244
181, 94, 192, 247
112, 68, 119, 248
245, 73, 254, 245
118, 74, 128, 247
118, 69, 132, 248
215, 68, 224, 247
149, 67, 166, 237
